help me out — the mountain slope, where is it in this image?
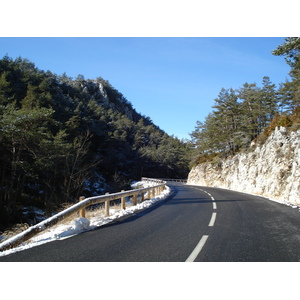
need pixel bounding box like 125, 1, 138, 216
0, 56, 190, 228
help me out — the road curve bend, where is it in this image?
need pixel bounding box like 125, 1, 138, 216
1, 182, 300, 262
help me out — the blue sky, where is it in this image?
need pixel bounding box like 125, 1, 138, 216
0, 37, 291, 139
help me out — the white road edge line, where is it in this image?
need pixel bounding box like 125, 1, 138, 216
186, 235, 209, 262
208, 212, 217, 227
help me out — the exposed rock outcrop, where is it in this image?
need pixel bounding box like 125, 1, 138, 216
187, 126, 300, 205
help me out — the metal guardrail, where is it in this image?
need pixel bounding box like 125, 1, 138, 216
0, 178, 166, 252
144, 178, 187, 183
164, 179, 187, 183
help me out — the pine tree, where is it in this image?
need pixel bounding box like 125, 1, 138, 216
238, 83, 262, 140
260, 76, 278, 123
0, 102, 54, 222
212, 88, 242, 154
273, 37, 300, 110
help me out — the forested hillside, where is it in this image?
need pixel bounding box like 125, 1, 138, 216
0, 56, 190, 228
190, 37, 300, 165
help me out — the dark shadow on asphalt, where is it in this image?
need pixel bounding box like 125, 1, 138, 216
165, 198, 247, 204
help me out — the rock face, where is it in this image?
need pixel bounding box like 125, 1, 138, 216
187, 126, 300, 205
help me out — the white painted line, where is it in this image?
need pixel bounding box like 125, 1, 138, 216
208, 212, 217, 226
213, 202, 217, 209
185, 235, 209, 262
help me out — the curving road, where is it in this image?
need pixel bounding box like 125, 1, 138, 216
1, 182, 300, 262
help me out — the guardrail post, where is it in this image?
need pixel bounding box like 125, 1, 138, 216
79, 196, 86, 218
121, 190, 125, 209
105, 192, 110, 217
151, 188, 155, 198
133, 193, 137, 205
141, 192, 145, 202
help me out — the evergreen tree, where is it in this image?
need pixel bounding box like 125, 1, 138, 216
191, 79, 280, 164
260, 76, 278, 124
273, 37, 300, 110
0, 103, 54, 222
212, 88, 242, 154
272, 37, 300, 68
237, 83, 262, 140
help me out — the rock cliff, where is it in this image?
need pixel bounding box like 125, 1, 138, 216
187, 126, 300, 205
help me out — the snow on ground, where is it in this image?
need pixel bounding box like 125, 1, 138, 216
0, 181, 170, 257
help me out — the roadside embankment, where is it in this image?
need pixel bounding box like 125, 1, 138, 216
188, 126, 300, 206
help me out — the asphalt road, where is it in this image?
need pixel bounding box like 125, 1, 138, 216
1, 182, 300, 262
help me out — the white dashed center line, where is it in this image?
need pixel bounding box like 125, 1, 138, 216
208, 212, 217, 227
186, 235, 209, 262
186, 187, 217, 262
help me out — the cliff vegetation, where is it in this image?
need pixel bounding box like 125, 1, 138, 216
190, 38, 300, 166
188, 38, 300, 205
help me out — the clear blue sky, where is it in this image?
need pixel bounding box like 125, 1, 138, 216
0, 37, 291, 139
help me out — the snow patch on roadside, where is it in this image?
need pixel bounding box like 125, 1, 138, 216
0, 182, 170, 257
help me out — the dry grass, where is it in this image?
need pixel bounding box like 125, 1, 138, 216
1, 223, 30, 242
257, 107, 300, 145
